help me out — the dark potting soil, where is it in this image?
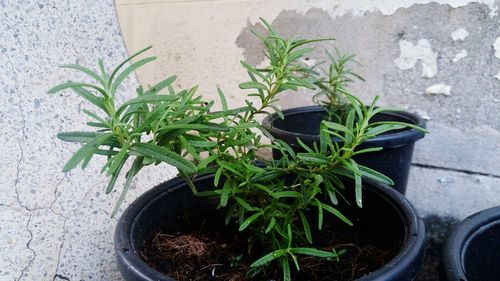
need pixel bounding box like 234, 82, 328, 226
140, 208, 401, 281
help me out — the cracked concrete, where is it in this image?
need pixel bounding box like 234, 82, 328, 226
0, 1, 177, 280
1, 0, 499, 280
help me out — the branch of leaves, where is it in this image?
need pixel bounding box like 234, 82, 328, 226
238, 18, 332, 119
48, 46, 160, 116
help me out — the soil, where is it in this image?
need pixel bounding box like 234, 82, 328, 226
140, 208, 401, 281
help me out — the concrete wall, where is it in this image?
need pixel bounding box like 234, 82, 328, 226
0, 0, 499, 280
0, 1, 177, 280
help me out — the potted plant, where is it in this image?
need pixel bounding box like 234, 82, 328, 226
440, 206, 500, 281
259, 26, 426, 194
49, 19, 426, 281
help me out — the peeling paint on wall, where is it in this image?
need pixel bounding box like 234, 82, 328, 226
451, 28, 469, 41
425, 84, 452, 96
495, 71, 500, 80
452, 49, 468, 62
494, 37, 500, 58
394, 39, 438, 78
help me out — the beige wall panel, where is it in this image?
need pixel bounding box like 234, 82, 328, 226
115, 0, 306, 109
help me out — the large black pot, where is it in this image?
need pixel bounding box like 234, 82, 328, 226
440, 206, 500, 281
115, 174, 426, 281
262, 106, 426, 194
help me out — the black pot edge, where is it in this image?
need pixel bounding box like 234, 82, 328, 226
440, 206, 500, 281
357, 179, 426, 281
261, 105, 426, 149
115, 175, 426, 281
114, 175, 209, 281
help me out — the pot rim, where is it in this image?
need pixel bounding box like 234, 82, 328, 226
115, 174, 425, 281
261, 105, 426, 148
441, 206, 500, 281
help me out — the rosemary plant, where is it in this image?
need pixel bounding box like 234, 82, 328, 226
49, 19, 424, 281
312, 49, 365, 123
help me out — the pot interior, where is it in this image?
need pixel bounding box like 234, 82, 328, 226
128, 175, 409, 280
463, 220, 500, 281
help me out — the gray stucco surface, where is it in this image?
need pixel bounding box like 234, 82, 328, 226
1, 0, 499, 280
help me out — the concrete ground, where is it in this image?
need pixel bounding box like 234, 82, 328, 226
1, 1, 499, 280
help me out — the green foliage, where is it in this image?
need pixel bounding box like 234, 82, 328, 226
310, 49, 366, 123
48, 46, 252, 216
239, 17, 332, 120
50, 19, 426, 281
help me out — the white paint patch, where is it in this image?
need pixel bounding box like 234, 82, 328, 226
394, 39, 438, 78
451, 28, 469, 41
245, 0, 499, 27
425, 84, 452, 96
495, 70, 500, 80
300, 57, 317, 67
415, 109, 431, 120
452, 49, 468, 62
494, 37, 500, 58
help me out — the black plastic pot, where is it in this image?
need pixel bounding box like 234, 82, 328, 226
262, 106, 426, 194
115, 174, 426, 281
440, 206, 500, 281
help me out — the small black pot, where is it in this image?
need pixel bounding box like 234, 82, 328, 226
115, 174, 425, 281
440, 206, 500, 281
262, 106, 426, 194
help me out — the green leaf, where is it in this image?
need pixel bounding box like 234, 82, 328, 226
289, 247, 338, 258
197, 154, 218, 170
179, 136, 200, 160
62, 133, 114, 172
235, 197, 258, 211
105, 154, 128, 194
312, 200, 352, 226
358, 164, 394, 186
116, 94, 179, 116
239, 212, 262, 231
220, 179, 231, 207
368, 121, 428, 134
240, 60, 266, 79
315, 199, 324, 230
265, 217, 276, 233
108, 46, 153, 87
322, 121, 354, 137
106, 142, 130, 177
48, 81, 108, 98
57, 131, 98, 143
143, 75, 177, 95
345, 109, 355, 144
217, 87, 228, 112
352, 147, 383, 156
297, 153, 329, 165
224, 203, 238, 225
111, 156, 143, 217
239, 81, 267, 90
250, 249, 287, 268
188, 140, 217, 148
250, 170, 281, 183
296, 137, 314, 153
214, 166, 223, 187
281, 257, 291, 281
131, 143, 196, 174
272, 191, 302, 199
299, 210, 312, 244
366, 124, 406, 136
350, 159, 363, 208
59, 64, 105, 86
371, 106, 404, 117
